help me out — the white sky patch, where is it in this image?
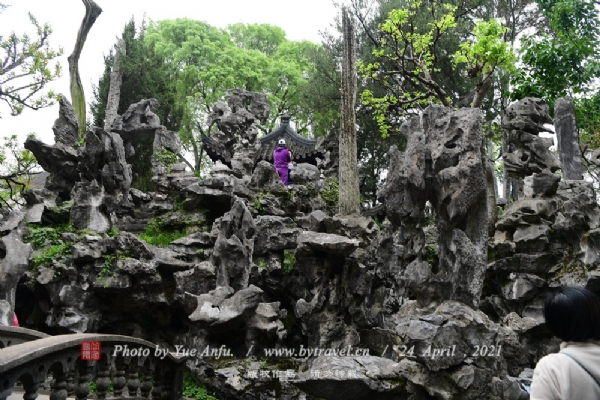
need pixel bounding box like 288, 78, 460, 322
0, 0, 340, 145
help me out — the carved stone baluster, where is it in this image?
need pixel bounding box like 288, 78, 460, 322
160, 374, 172, 400
151, 367, 163, 400
50, 371, 68, 400
74, 361, 93, 400
140, 367, 154, 398
127, 362, 140, 397
65, 371, 76, 396
112, 358, 127, 397
23, 380, 40, 400
95, 359, 111, 400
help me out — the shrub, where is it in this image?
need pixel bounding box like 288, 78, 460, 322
155, 147, 178, 173
32, 242, 72, 268
139, 218, 187, 248
320, 179, 339, 213
182, 372, 218, 400
283, 250, 296, 274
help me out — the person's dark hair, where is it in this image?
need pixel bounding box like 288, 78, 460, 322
544, 286, 600, 342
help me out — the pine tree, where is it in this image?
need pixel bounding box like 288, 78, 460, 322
91, 18, 182, 132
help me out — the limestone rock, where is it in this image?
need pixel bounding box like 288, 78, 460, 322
71, 235, 109, 261
296, 231, 360, 256
52, 95, 80, 146
249, 161, 285, 193
174, 261, 216, 303
212, 198, 256, 290
188, 285, 263, 328
253, 216, 300, 255
111, 98, 161, 133
290, 163, 321, 185
554, 96, 584, 180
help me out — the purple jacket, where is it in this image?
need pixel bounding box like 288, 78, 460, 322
273, 146, 291, 170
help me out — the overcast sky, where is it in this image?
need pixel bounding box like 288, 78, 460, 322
0, 0, 340, 145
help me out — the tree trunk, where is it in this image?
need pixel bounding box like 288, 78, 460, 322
339, 8, 360, 215
471, 72, 493, 109
68, 0, 102, 138
104, 38, 125, 131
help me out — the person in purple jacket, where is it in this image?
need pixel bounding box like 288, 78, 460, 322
273, 138, 291, 186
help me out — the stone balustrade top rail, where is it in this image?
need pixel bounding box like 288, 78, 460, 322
0, 333, 183, 372
0, 326, 51, 348
0, 332, 186, 400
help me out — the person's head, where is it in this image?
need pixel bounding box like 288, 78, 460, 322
544, 286, 600, 342
289, 150, 293, 158
278, 139, 286, 148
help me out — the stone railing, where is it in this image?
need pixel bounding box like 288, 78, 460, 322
0, 333, 185, 400
0, 326, 51, 348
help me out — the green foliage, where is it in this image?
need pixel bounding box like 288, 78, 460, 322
182, 372, 218, 400
0, 13, 63, 116
103, 254, 117, 269
281, 187, 295, 210
425, 245, 435, 264
359, 0, 457, 137
142, 19, 324, 173
155, 147, 178, 172
98, 262, 116, 287
453, 19, 516, 76
453, 19, 516, 105
282, 309, 296, 332
228, 23, 286, 56
139, 217, 188, 248
91, 18, 183, 132
28, 227, 59, 249
32, 242, 72, 268
25, 223, 76, 249
423, 213, 434, 227
27, 223, 78, 271
258, 261, 267, 269
320, 179, 339, 213
512, 0, 600, 110
0, 134, 41, 209
107, 227, 120, 237
283, 250, 296, 274
359, 0, 515, 135
129, 137, 156, 193
251, 192, 269, 214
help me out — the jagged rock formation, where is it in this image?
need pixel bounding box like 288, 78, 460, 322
554, 96, 584, 181
380, 105, 488, 308
484, 98, 600, 377
316, 129, 340, 179
5, 94, 600, 400
203, 89, 269, 177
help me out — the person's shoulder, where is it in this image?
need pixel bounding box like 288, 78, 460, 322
534, 353, 565, 373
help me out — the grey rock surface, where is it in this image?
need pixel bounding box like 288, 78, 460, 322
554, 96, 584, 180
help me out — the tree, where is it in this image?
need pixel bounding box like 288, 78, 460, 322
512, 0, 600, 105
228, 23, 286, 56
453, 19, 516, 108
91, 18, 183, 133
359, 0, 515, 137
0, 13, 63, 116
143, 19, 322, 175
339, 8, 361, 215
511, 0, 600, 188
359, 0, 458, 137
69, 0, 102, 137
0, 135, 39, 209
